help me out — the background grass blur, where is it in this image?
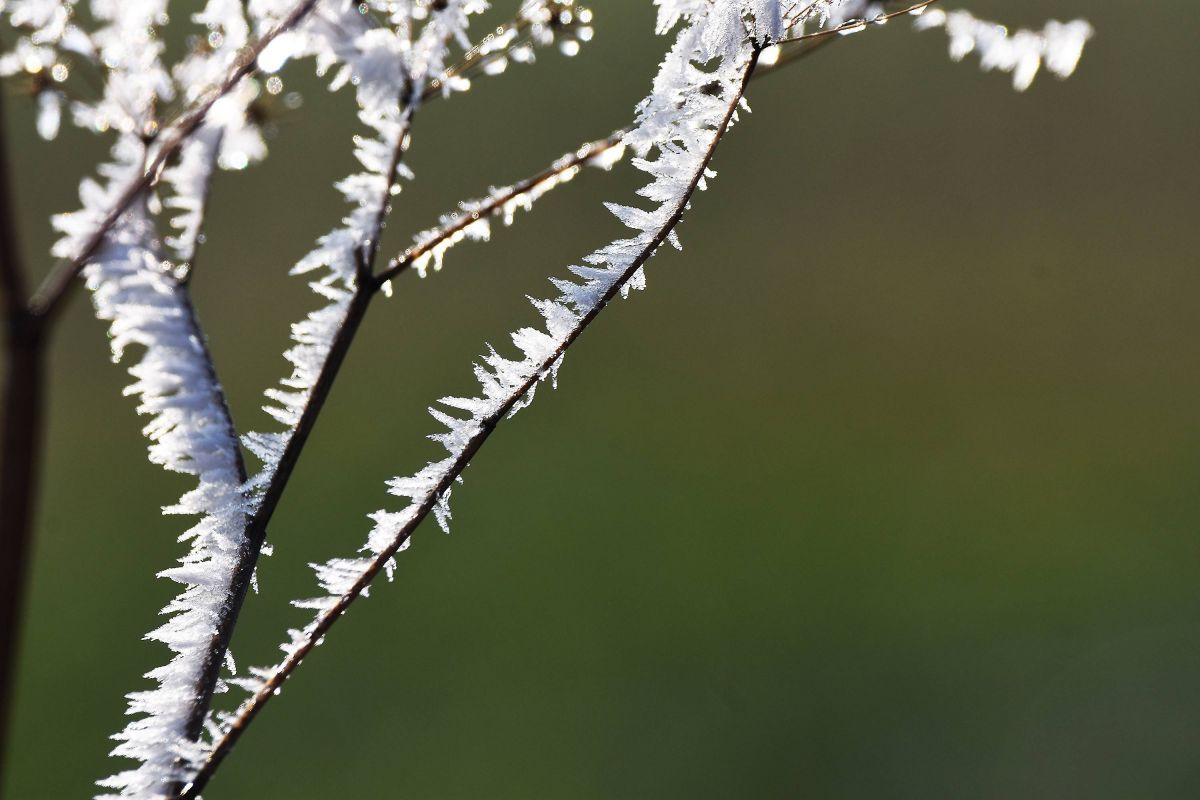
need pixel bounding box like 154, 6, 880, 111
4, 0, 1200, 796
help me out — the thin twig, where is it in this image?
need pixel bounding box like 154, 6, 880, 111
374, 130, 623, 287
773, 0, 940, 46
237, 86, 422, 556
181, 46, 763, 800
362, 80, 419, 272
26, 0, 323, 322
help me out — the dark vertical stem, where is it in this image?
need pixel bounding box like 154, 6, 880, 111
0, 85, 44, 789
0, 314, 42, 787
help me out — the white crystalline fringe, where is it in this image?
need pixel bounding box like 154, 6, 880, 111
219, 0, 770, 724
915, 8, 1092, 91
161, 126, 224, 263
78, 140, 249, 800
243, 0, 410, 498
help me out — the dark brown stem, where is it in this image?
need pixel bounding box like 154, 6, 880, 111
181, 48, 763, 800
0, 317, 41, 791
0, 82, 43, 790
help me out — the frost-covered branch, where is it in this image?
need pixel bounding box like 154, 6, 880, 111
229, 4, 610, 615
0, 0, 1096, 792
182, 4, 773, 791
27, 0, 323, 322
76, 139, 251, 800
52, 2, 299, 795
376, 130, 625, 285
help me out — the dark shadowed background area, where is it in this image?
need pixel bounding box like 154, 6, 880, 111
4, 0, 1200, 797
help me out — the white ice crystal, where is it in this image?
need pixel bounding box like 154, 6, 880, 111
916, 8, 1093, 91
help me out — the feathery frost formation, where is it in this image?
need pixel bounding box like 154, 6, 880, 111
217, 0, 777, 729
915, 8, 1092, 91
41, 0, 169, 322
768, 2, 1091, 92
77, 139, 250, 798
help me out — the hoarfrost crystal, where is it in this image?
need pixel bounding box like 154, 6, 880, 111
916, 8, 1092, 91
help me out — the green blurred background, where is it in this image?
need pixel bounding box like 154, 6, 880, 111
4, 0, 1200, 796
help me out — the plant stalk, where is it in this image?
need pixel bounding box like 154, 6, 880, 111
0, 83, 43, 792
